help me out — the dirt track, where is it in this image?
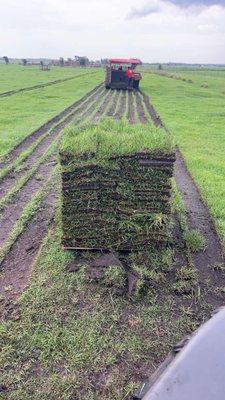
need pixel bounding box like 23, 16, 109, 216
0, 85, 224, 314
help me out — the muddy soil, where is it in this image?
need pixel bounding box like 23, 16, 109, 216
0, 187, 56, 319
0, 156, 56, 246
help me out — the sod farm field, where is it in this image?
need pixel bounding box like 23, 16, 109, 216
142, 68, 225, 244
0, 64, 224, 400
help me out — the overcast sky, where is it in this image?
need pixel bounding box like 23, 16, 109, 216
1, 0, 225, 63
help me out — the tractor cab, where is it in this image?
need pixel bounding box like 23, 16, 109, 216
105, 58, 142, 90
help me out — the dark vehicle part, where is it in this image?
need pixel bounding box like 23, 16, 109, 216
134, 307, 225, 400
105, 58, 142, 90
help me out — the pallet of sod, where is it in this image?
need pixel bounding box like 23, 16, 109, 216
60, 120, 175, 251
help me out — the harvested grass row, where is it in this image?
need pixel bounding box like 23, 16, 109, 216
0, 139, 58, 212
0, 168, 57, 266
60, 119, 175, 251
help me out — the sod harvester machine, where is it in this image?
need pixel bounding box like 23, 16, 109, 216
105, 58, 142, 90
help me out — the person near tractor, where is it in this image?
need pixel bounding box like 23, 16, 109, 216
125, 67, 133, 87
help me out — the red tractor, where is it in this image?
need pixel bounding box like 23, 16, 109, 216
105, 58, 142, 90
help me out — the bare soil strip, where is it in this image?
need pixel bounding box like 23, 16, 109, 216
128, 91, 136, 124
0, 155, 56, 247
0, 186, 57, 317
0, 83, 104, 168
0, 71, 98, 98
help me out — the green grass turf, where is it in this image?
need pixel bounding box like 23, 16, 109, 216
0, 70, 103, 158
0, 64, 94, 92
141, 71, 225, 246
61, 119, 173, 159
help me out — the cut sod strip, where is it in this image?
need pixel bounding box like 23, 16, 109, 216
0, 168, 57, 266
60, 119, 175, 251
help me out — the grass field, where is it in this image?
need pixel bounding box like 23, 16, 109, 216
0, 68, 103, 158
0, 66, 225, 399
142, 70, 225, 245
0, 64, 92, 93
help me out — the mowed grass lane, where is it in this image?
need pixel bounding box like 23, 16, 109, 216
0, 70, 104, 158
142, 72, 225, 245
0, 64, 93, 93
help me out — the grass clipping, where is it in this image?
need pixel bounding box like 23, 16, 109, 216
60, 119, 175, 250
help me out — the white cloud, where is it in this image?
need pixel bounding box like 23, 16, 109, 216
0, 0, 225, 63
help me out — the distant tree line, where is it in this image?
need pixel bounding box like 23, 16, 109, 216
2, 56, 9, 64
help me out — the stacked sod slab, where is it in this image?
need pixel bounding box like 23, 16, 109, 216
60, 120, 175, 253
